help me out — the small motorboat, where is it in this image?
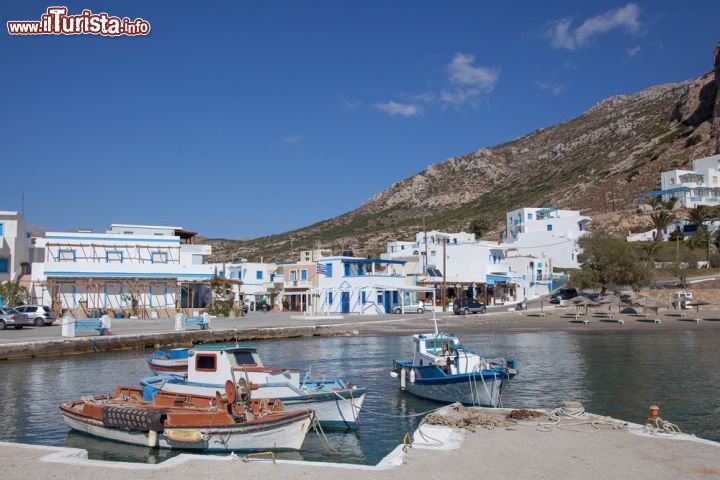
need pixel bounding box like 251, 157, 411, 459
147, 348, 190, 377
392, 331, 518, 407
60, 382, 314, 451
140, 344, 366, 429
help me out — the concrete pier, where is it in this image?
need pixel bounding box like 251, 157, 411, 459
0, 323, 357, 361
0, 406, 717, 480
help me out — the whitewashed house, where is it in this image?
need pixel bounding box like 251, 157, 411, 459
503, 208, 591, 269
644, 153, 720, 209
213, 261, 276, 309
30, 224, 214, 317
310, 256, 433, 315
0, 211, 31, 287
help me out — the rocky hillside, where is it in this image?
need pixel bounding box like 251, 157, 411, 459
204, 43, 720, 263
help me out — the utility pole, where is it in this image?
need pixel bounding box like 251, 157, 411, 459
423, 216, 428, 274
441, 236, 447, 312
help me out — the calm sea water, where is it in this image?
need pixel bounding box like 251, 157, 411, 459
0, 331, 718, 465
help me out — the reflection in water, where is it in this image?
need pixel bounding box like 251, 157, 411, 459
0, 331, 718, 465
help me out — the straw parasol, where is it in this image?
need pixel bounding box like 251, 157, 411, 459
635, 296, 667, 318
687, 299, 712, 321
599, 294, 631, 317
572, 296, 599, 315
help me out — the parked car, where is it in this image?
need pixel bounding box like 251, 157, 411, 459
580, 292, 601, 303
0, 308, 33, 330
391, 301, 426, 314
549, 288, 579, 304
453, 299, 487, 315
14, 305, 56, 326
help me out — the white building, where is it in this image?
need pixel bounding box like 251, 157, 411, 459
30, 224, 214, 317
212, 261, 276, 309
646, 153, 720, 209
382, 231, 525, 305
504, 208, 590, 269
312, 256, 432, 315
0, 211, 31, 286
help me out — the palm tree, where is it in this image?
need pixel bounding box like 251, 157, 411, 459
647, 197, 663, 211
650, 209, 673, 242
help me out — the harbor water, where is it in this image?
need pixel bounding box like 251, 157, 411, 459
0, 330, 718, 465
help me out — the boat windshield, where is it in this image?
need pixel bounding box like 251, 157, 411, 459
228, 350, 260, 367
424, 339, 462, 356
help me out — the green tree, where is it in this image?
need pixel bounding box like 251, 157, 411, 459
0, 282, 31, 308
668, 230, 684, 242
672, 248, 702, 289
469, 217, 491, 239
685, 206, 712, 259
206, 277, 235, 317
569, 233, 653, 294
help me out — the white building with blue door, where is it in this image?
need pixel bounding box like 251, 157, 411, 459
310, 256, 434, 315
30, 224, 214, 317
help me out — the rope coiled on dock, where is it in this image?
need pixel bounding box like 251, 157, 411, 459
537, 402, 627, 433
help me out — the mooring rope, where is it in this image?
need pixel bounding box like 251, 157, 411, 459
537, 403, 626, 433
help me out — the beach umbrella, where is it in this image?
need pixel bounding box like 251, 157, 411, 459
635, 296, 666, 318
599, 295, 631, 317
687, 299, 712, 320
572, 296, 599, 315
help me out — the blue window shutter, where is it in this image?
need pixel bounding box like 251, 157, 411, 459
256, 271, 263, 280
344, 263, 351, 276
547, 224, 553, 231
0, 258, 8, 274
361, 291, 366, 304
0, 223, 4, 235
326, 264, 333, 278
327, 292, 333, 304
301, 269, 307, 280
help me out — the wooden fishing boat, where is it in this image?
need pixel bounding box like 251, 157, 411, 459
141, 344, 367, 428
60, 383, 313, 451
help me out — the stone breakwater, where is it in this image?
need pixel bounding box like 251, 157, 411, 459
0, 324, 358, 361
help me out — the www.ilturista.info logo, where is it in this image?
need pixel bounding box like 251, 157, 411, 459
7, 6, 150, 36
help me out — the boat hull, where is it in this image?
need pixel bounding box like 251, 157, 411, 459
403, 376, 504, 407
142, 379, 366, 428
280, 390, 366, 428
61, 409, 312, 451
147, 359, 188, 377
393, 360, 512, 407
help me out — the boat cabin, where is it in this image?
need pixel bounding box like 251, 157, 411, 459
187, 344, 301, 386
413, 333, 481, 375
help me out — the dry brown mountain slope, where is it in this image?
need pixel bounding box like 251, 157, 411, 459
204, 43, 720, 263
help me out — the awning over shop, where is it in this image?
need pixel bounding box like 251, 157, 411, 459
486, 274, 512, 285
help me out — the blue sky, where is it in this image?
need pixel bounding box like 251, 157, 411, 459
2, 1, 719, 238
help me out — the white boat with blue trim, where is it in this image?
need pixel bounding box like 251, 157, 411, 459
392, 332, 518, 407
140, 344, 366, 428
